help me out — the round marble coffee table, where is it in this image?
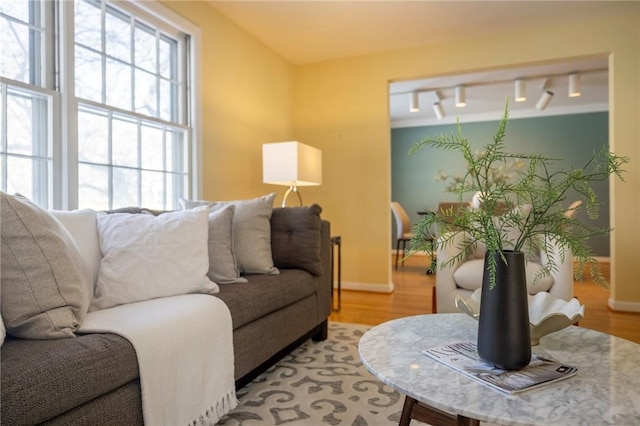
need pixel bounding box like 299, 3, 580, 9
358, 313, 640, 426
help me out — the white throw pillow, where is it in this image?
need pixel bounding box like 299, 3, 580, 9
51, 209, 102, 307
91, 206, 219, 311
182, 193, 279, 275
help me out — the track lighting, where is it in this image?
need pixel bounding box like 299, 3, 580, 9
409, 92, 419, 112
569, 73, 581, 97
536, 90, 554, 110
455, 85, 466, 107
433, 102, 445, 120
396, 67, 598, 118
515, 79, 526, 102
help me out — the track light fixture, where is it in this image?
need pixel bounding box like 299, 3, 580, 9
396, 67, 602, 118
535, 79, 554, 111
455, 85, 466, 107
409, 92, 419, 112
515, 79, 526, 102
536, 90, 554, 111
569, 73, 581, 97
433, 102, 445, 120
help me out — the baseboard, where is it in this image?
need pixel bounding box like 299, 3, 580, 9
340, 281, 394, 293
608, 298, 640, 313
392, 249, 429, 257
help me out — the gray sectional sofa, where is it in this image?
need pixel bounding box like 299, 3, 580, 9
1, 204, 331, 425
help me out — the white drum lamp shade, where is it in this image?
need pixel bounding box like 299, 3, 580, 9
262, 141, 322, 206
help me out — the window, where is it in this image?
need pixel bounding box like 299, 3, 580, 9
0, 0, 55, 207
0, 0, 198, 210
73, 0, 190, 210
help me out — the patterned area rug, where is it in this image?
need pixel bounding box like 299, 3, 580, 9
216, 322, 420, 425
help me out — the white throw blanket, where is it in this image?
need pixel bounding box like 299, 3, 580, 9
79, 294, 237, 425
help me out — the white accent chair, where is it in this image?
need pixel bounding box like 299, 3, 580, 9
434, 231, 574, 313
391, 201, 416, 270
565, 200, 583, 219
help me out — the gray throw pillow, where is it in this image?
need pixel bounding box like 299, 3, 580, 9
271, 204, 323, 276
206, 205, 247, 284
0, 192, 89, 339
183, 193, 279, 275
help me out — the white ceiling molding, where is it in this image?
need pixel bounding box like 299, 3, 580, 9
389, 57, 609, 129
391, 102, 609, 129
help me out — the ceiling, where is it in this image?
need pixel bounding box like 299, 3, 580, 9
208, 1, 635, 125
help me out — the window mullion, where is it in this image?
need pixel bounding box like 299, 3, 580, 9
155, 30, 160, 121
47, 92, 59, 209
107, 110, 113, 210
137, 118, 141, 206
162, 125, 167, 208
57, 0, 78, 209
1, 84, 7, 191
101, 1, 107, 105
28, 1, 38, 86
176, 35, 184, 124
44, 0, 56, 90
31, 93, 46, 206
130, 14, 135, 112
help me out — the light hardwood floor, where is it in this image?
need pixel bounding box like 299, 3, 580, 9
329, 255, 640, 344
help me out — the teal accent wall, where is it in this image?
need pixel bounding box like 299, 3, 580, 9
391, 112, 610, 256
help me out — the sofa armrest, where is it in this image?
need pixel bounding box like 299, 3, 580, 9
317, 220, 332, 322
435, 231, 481, 313
269, 205, 331, 325
270, 204, 324, 276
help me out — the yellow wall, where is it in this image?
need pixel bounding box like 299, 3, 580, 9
162, 1, 295, 201
161, 2, 639, 310
294, 14, 640, 308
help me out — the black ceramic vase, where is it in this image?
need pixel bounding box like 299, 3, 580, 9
477, 250, 531, 370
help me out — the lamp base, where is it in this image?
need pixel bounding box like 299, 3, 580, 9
282, 185, 303, 207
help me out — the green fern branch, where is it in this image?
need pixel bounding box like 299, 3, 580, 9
407, 101, 629, 289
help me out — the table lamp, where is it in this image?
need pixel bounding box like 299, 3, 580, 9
262, 141, 322, 207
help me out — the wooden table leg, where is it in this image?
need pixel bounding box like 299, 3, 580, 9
457, 415, 480, 426
399, 396, 480, 426
399, 396, 417, 426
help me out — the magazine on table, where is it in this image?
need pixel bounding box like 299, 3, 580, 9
423, 341, 578, 395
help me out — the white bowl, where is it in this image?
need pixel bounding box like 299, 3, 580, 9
455, 289, 585, 345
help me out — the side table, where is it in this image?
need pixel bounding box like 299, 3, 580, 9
330, 236, 342, 311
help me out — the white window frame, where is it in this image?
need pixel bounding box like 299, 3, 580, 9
122, 0, 203, 206
0, 80, 60, 208
2, 0, 200, 210
1, 0, 59, 208
57, 0, 201, 209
